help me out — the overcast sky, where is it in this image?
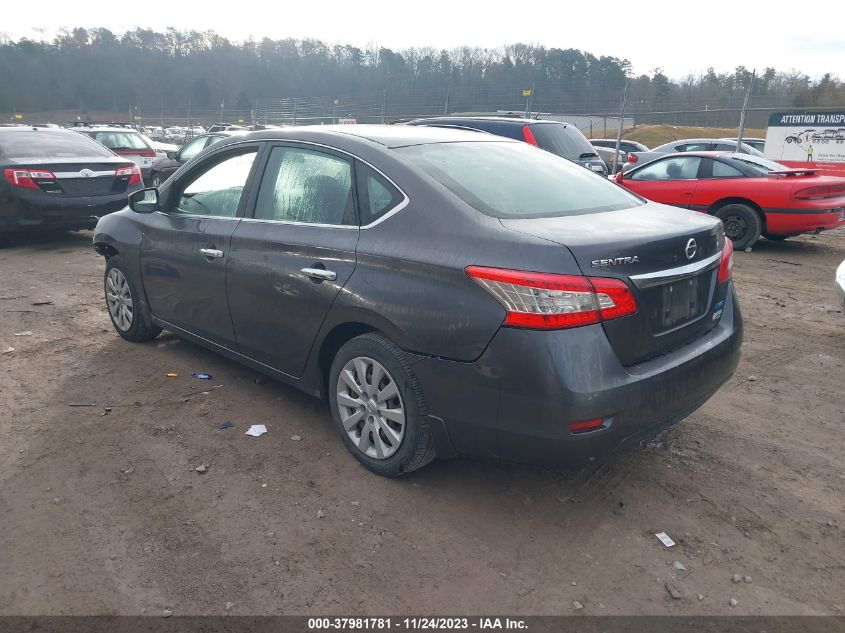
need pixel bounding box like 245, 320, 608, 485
2, 0, 843, 79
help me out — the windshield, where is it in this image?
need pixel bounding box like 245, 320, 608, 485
727, 153, 787, 174
88, 130, 147, 150
398, 141, 642, 218
0, 130, 116, 159
530, 123, 598, 159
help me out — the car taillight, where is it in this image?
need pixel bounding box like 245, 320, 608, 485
115, 165, 142, 186
717, 238, 734, 283
465, 266, 638, 330
3, 168, 56, 189
522, 125, 539, 146
138, 148, 157, 158
794, 184, 845, 199
569, 417, 607, 434
627, 154, 638, 163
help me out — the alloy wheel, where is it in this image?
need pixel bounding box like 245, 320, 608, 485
336, 356, 405, 460
106, 268, 134, 332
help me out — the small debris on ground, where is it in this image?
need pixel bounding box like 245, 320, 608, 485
100, 407, 112, 416
743, 575, 753, 583
192, 372, 213, 380
614, 501, 626, 515
291, 435, 302, 441
729, 598, 738, 607
2, 347, 15, 354
665, 583, 682, 600
317, 509, 326, 519
216, 421, 234, 430
748, 375, 758, 382
245, 424, 267, 437
31, 300, 53, 306
165, 372, 178, 378
13, 331, 33, 337
225, 602, 234, 611
672, 561, 687, 572
655, 532, 676, 547
731, 574, 743, 583
162, 610, 173, 618
697, 593, 705, 601
572, 600, 584, 610
195, 464, 208, 474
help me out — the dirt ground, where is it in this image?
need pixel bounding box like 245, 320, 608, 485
0, 228, 843, 617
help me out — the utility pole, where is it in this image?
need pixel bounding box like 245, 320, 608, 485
736, 69, 755, 153
220, 99, 224, 123
613, 78, 629, 174
443, 85, 450, 115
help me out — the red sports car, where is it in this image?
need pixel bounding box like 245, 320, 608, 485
614, 152, 845, 249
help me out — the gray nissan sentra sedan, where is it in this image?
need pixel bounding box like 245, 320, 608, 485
93, 125, 742, 476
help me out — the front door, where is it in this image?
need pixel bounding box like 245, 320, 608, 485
625, 155, 702, 208
140, 145, 261, 348
227, 143, 360, 377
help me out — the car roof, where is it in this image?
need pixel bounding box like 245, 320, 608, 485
229, 124, 515, 148
74, 126, 141, 133
411, 116, 564, 126
0, 126, 78, 134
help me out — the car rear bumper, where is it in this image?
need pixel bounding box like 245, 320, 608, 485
407, 283, 743, 467
0, 194, 130, 231
764, 208, 845, 235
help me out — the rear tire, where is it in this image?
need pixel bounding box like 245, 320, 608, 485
328, 333, 435, 477
714, 203, 761, 251
149, 173, 162, 188
104, 255, 161, 342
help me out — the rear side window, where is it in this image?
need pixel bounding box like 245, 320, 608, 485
356, 162, 404, 225
254, 146, 355, 225
529, 123, 596, 159
87, 131, 147, 150
398, 141, 641, 218
710, 160, 744, 178
0, 130, 115, 159
178, 136, 210, 162
675, 142, 711, 152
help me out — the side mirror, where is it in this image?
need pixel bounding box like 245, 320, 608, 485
129, 188, 159, 213
614, 170, 624, 183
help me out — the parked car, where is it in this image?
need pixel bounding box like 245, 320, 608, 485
140, 134, 179, 160
623, 138, 764, 172
614, 151, 845, 249
206, 122, 249, 133
720, 137, 766, 152
593, 145, 627, 174
591, 138, 650, 154
147, 131, 241, 187
1, 126, 142, 233
836, 259, 845, 308
74, 126, 157, 181
93, 125, 742, 476
407, 116, 609, 175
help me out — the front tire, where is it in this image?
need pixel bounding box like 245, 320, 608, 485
328, 333, 435, 476
104, 255, 161, 342
714, 203, 761, 250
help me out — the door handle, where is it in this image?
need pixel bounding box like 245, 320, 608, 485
200, 248, 224, 259
301, 267, 337, 282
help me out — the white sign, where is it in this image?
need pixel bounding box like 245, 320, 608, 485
764, 111, 845, 165
338, 118, 357, 125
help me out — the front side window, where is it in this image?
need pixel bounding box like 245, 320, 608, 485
254, 147, 354, 225
630, 156, 702, 181
176, 150, 257, 217
356, 163, 404, 225
398, 141, 641, 218
178, 136, 209, 162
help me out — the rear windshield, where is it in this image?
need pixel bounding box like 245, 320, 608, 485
86, 131, 147, 150
0, 130, 116, 159
727, 153, 786, 174
398, 141, 642, 218
530, 123, 598, 160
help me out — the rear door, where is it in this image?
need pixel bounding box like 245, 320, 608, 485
226, 143, 359, 377
140, 143, 261, 348
623, 156, 703, 208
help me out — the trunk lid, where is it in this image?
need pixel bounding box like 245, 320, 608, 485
501, 202, 729, 366
8, 159, 134, 197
